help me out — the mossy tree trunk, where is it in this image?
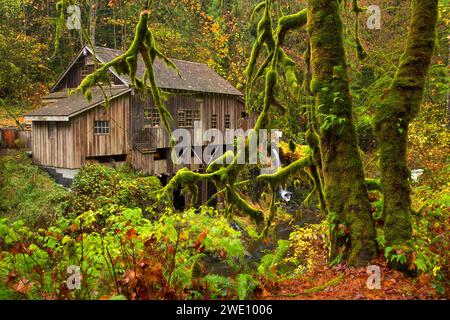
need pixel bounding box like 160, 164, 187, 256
307, 0, 377, 266
375, 0, 438, 246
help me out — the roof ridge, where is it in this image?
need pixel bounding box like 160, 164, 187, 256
94, 45, 208, 67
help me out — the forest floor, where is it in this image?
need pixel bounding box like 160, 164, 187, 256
259, 257, 440, 300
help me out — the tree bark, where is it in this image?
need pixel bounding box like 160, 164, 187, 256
307, 0, 377, 266
89, 0, 98, 47
375, 0, 438, 246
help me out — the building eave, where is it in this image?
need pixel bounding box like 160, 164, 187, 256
25, 88, 132, 122
24, 116, 70, 122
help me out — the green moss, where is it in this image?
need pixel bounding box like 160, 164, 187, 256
226, 186, 264, 224
257, 155, 312, 190
254, 69, 277, 130
161, 0, 309, 230
74, 10, 175, 137
276, 9, 307, 47
250, 1, 266, 21
308, 0, 377, 266
351, 0, 367, 60
375, 0, 438, 247
365, 178, 381, 191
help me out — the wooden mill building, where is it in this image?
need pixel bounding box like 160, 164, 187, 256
25, 46, 253, 204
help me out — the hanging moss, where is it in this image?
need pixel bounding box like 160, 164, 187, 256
257, 155, 312, 190
375, 0, 438, 246
250, 1, 266, 21
254, 69, 277, 130
351, 0, 367, 60
226, 186, 264, 224
74, 9, 176, 137
245, 0, 276, 102
160, 0, 313, 232
276, 9, 307, 47
54, 0, 69, 55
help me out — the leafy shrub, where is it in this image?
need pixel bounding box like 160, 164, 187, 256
258, 240, 290, 279
284, 222, 329, 276
411, 180, 450, 297
0, 151, 68, 228
0, 205, 261, 300
67, 163, 166, 217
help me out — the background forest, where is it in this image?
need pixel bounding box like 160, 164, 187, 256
0, 0, 449, 300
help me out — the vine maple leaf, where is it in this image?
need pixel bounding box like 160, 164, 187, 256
13, 278, 34, 294
108, 0, 117, 7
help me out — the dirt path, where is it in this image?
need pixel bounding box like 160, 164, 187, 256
258, 258, 439, 300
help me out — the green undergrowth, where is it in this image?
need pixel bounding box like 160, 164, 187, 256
0, 151, 68, 228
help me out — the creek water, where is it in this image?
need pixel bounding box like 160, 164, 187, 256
200, 144, 323, 274
201, 202, 323, 275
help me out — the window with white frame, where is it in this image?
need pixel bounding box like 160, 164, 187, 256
94, 120, 110, 135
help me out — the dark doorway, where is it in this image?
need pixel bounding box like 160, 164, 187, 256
207, 181, 217, 207
173, 189, 185, 211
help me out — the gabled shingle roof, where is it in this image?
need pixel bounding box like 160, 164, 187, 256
93, 46, 242, 96
25, 86, 131, 120
26, 46, 243, 120
52, 46, 242, 96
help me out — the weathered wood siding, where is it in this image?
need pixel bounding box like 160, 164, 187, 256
31, 121, 74, 168
131, 150, 169, 175
31, 94, 131, 169
0, 128, 31, 149
17, 130, 31, 149
130, 92, 257, 175
71, 94, 131, 167
131, 150, 154, 175
131, 92, 250, 150
57, 60, 83, 89
55, 55, 122, 91
202, 95, 253, 133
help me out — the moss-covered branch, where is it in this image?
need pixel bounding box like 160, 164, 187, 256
276, 9, 307, 47
257, 155, 312, 189
226, 185, 264, 224
159, 0, 310, 232
73, 6, 176, 137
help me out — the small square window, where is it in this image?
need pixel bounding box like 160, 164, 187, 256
178, 108, 200, 128
144, 108, 160, 127
211, 114, 217, 129
224, 114, 231, 129
94, 121, 110, 135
